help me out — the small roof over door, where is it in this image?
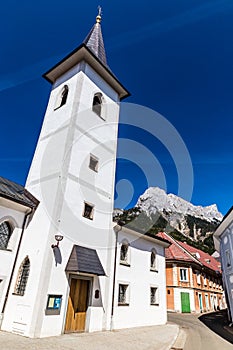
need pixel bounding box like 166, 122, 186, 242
66, 245, 105, 276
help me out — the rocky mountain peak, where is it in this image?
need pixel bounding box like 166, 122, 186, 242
136, 187, 223, 223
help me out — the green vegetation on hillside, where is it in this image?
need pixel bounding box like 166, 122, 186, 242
114, 208, 216, 255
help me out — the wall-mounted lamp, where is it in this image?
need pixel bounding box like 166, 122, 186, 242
51, 234, 64, 249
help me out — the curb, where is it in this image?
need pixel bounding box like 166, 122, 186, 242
170, 328, 187, 350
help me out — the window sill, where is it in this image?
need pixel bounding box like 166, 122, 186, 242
12, 293, 24, 296
120, 261, 130, 267
118, 303, 129, 306
83, 216, 93, 221
150, 268, 158, 273
150, 303, 159, 306
0, 248, 12, 252
180, 280, 189, 283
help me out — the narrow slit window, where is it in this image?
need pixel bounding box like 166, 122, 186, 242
83, 202, 94, 220
92, 93, 102, 117
150, 250, 157, 270
120, 243, 129, 264
150, 287, 158, 305
118, 284, 129, 305
54, 85, 69, 110
89, 155, 99, 172
0, 221, 12, 250
14, 256, 30, 296
226, 250, 231, 268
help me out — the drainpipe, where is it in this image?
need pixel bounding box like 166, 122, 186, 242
110, 223, 123, 331
1, 208, 32, 321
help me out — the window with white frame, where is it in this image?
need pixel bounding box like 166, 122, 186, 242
54, 85, 69, 110
89, 154, 99, 172
118, 284, 129, 305
203, 274, 207, 286
0, 221, 12, 250
120, 242, 129, 265
150, 287, 159, 305
196, 271, 201, 284
180, 268, 188, 282
83, 202, 94, 220
150, 249, 157, 270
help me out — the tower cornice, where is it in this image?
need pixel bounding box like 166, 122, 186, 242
43, 43, 130, 100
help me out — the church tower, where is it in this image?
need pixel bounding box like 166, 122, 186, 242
1, 10, 129, 337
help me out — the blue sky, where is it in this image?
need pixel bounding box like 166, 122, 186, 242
1, 0, 232, 214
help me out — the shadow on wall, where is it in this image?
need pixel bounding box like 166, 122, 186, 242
53, 246, 62, 266
199, 309, 233, 344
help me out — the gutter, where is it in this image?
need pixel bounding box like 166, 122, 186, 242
1, 208, 33, 317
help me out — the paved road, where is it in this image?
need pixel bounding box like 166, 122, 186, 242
168, 312, 233, 350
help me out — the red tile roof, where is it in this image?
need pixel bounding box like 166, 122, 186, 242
179, 241, 221, 273
157, 232, 221, 273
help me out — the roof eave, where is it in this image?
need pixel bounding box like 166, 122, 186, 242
115, 225, 171, 248
0, 192, 39, 210
214, 206, 233, 241
43, 44, 130, 100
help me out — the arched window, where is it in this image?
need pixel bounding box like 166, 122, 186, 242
92, 93, 102, 117
150, 250, 157, 270
0, 221, 12, 250
14, 256, 30, 296
120, 242, 129, 264
54, 85, 69, 110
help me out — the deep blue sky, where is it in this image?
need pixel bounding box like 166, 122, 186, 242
1, 1, 232, 215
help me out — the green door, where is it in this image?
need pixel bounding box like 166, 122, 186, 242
181, 292, 191, 313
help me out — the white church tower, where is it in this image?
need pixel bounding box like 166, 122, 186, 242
1, 10, 129, 337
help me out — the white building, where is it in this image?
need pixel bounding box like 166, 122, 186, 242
214, 207, 233, 322
0, 12, 170, 337
0, 177, 38, 325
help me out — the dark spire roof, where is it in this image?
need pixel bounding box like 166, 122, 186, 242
83, 9, 107, 67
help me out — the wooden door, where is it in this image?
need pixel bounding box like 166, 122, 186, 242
181, 292, 191, 313
65, 278, 89, 332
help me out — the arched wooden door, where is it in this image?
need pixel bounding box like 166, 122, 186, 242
65, 278, 90, 332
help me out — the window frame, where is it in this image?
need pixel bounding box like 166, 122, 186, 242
196, 271, 201, 285
118, 283, 129, 306
14, 256, 30, 296
92, 92, 105, 120
179, 268, 189, 282
150, 249, 157, 271
0, 221, 12, 250
120, 242, 130, 266
226, 249, 231, 268
82, 202, 94, 220
54, 84, 69, 110
150, 286, 159, 306
89, 154, 99, 172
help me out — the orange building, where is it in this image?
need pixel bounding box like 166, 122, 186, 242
157, 232, 226, 313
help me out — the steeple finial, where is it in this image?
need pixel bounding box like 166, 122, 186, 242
96, 6, 102, 23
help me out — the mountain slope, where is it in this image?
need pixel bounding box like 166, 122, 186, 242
114, 187, 223, 254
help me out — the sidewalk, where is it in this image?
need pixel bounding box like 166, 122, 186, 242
0, 323, 179, 350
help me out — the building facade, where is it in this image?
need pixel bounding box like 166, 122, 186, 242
0, 13, 170, 337
0, 177, 38, 326
158, 232, 225, 313
214, 207, 233, 322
